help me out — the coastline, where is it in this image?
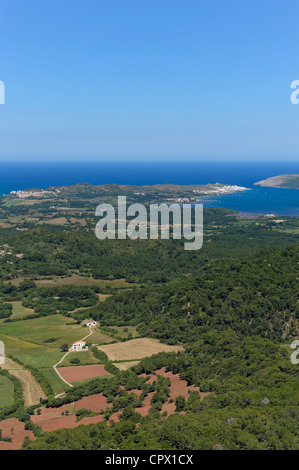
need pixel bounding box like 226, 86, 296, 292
0, 162, 298, 216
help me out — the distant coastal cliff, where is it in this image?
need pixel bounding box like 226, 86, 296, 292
254, 174, 299, 189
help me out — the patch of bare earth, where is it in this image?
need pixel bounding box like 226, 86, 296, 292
30, 393, 111, 432
20, 369, 211, 438
113, 361, 140, 371
0, 418, 36, 450
98, 338, 184, 361
57, 364, 111, 383
155, 367, 211, 415
76, 393, 112, 413
135, 391, 155, 417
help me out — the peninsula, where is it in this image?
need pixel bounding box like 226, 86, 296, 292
254, 174, 299, 189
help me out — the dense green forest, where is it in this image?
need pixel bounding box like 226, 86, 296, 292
0, 203, 298, 450
22, 243, 299, 450
0, 207, 298, 283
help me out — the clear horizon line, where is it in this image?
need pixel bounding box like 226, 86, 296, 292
0, 159, 298, 164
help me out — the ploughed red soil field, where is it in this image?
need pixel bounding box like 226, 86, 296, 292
57, 364, 111, 383
109, 410, 122, 423
31, 393, 112, 433
31, 403, 76, 424
0, 369, 211, 448
155, 367, 211, 415
135, 391, 155, 416
0, 418, 36, 450
76, 393, 112, 413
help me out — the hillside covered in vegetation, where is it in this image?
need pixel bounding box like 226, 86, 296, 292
0, 189, 298, 450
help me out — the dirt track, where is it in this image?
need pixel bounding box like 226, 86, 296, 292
0, 357, 46, 406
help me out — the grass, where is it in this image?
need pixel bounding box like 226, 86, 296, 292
107, 326, 140, 339
97, 294, 112, 302
0, 315, 87, 350
113, 361, 140, 371
7, 275, 134, 290
36, 275, 132, 289
3, 198, 49, 207
88, 328, 115, 345
0, 315, 145, 397
42, 368, 70, 395
14, 350, 64, 368
71, 375, 113, 387
0, 375, 14, 409
38, 217, 68, 226
59, 350, 101, 367
0, 333, 46, 356
98, 338, 184, 361
0, 315, 82, 395
9, 301, 36, 320
0, 221, 13, 228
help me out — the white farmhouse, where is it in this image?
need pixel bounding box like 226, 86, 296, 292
82, 319, 97, 327
71, 341, 87, 351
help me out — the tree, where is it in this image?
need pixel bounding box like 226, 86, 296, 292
175, 395, 186, 412
70, 357, 80, 364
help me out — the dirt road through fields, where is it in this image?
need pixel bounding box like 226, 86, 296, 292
0, 357, 46, 406
53, 327, 94, 394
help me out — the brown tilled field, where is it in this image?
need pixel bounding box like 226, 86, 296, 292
0, 368, 211, 448
155, 367, 211, 415
76, 393, 112, 413
98, 338, 184, 361
135, 391, 155, 417
31, 393, 111, 433
0, 418, 36, 450
57, 364, 111, 383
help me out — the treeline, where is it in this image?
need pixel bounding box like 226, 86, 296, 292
0, 302, 13, 319
23, 399, 299, 450
0, 369, 24, 420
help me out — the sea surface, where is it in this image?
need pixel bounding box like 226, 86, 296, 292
0, 161, 298, 216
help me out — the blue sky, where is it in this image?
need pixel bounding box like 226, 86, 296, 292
0, 0, 299, 161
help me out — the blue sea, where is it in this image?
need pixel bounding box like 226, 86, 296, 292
0, 161, 298, 216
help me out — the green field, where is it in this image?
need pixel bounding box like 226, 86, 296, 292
0, 314, 131, 396
110, 326, 140, 339
14, 350, 64, 368
71, 375, 113, 387
0, 333, 48, 356
0, 314, 91, 396
9, 301, 36, 320
3, 198, 47, 208
88, 328, 115, 345
41, 368, 70, 395
0, 375, 14, 409
59, 350, 101, 367
35, 275, 132, 289
0, 315, 88, 349
0, 314, 139, 397
0, 334, 66, 396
